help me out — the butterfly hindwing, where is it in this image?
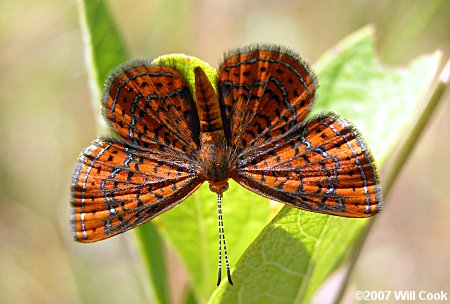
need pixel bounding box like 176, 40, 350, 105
218, 45, 317, 152
102, 61, 201, 154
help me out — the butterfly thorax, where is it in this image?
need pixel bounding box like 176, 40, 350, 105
197, 134, 234, 194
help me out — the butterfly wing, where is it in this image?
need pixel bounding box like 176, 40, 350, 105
71, 139, 203, 242
218, 45, 317, 152
72, 62, 205, 242
235, 114, 382, 217
102, 60, 200, 153
218, 45, 382, 217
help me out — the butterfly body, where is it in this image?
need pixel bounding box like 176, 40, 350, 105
196, 138, 233, 194
193, 67, 234, 194
71, 44, 382, 244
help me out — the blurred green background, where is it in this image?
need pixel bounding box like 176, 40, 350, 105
0, 0, 448, 303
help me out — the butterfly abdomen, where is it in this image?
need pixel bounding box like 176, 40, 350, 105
193, 67, 235, 194
194, 67, 225, 141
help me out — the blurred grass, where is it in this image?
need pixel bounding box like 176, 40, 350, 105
0, 0, 448, 303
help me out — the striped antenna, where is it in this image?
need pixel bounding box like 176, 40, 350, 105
216, 193, 233, 286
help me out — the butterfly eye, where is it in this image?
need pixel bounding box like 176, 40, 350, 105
223, 183, 229, 192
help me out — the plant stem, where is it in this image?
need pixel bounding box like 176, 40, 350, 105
382, 57, 449, 195
135, 224, 170, 304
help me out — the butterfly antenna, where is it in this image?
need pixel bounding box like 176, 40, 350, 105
216, 193, 233, 286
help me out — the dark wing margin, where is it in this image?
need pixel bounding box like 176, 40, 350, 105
234, 113, 383, 217
71, 138, 204, 242
218, 44, 317, 152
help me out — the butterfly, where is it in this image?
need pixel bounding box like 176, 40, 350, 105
71, 44, 383, 285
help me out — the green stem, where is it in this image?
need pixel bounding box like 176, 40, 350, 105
334, 57, 450, 304
382, 58, 449, 195
135, 224, 170, 304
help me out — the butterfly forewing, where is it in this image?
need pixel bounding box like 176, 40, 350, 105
71, 139, 203, 242
235, 113, 382, 217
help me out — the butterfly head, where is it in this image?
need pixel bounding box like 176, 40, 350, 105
209, 179, 229, 195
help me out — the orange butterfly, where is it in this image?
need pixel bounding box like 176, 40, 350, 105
71, 45, 383, 285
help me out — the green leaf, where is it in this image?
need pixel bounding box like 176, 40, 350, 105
209, 26, 441, 304
156, 181, 271, 304
77, 1, 169, 303
152, 53, 219, 93
313, 26, 442, 163
210, 210, 367, 304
